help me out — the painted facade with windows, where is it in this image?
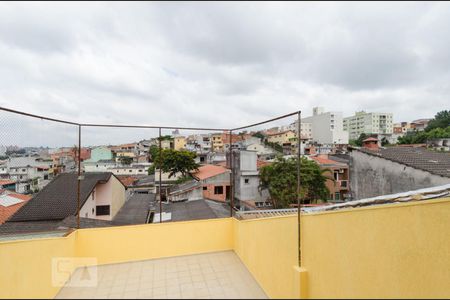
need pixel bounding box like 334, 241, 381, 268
78, 175, 127, 221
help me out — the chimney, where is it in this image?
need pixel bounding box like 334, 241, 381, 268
362, 137, 379, 150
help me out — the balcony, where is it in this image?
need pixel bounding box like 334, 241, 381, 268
0, 197, 449, 299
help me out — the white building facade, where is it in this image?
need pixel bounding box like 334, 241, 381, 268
302, 107, 349, 145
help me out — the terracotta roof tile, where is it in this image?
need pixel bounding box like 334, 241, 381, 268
192, 165, 229, 180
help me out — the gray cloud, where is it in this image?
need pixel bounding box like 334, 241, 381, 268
0, 2, 449, 146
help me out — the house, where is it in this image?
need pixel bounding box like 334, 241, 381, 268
211, 133, 224, 152
109, 165, 148, 176
0, 180, 16, 192
85, 147, 113, 163
230, 150, 271, 210
410, 119, 431, 131
246, 143, 276, 160
174, 136, 187, 151
192, 164, 231, 202
267, 130, 296, 145
167, 180, 203, 202
83, 160, 117, 172
309, 154, 350, 201
427, 138, 450, 152
349, 142, 450, 199
1, 172, 127, 233
0, 190, 32, 224
114, 151, 136, 163
186, 134, 211, 154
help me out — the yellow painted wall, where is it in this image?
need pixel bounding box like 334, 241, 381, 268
0, 233, 76, 299
1, 198, 449, 299
233, 216, 299, 299
76, 218, 233, 266
174, 136, 187, 151
301, 198, 450, 299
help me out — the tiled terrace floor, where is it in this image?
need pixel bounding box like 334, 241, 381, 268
55, 251, 267, 299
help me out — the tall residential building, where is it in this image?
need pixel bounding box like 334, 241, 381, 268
302, 107, 349, 145
343, 111, 394, 140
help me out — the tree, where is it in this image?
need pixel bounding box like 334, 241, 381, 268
425, 110, 450, 131
148, 164, 155, 175
149, 145, 159, 162
154, 149, 199, 178
259, 157, 330, 208
252, 132, 265, 140
381, 137, 390, 146
118, 156, 133, 165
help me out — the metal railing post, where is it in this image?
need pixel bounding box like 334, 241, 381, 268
77, 125, 81, 229
159, 127, 163, 223
229, 130, 233, 217
297, 111, 302, 266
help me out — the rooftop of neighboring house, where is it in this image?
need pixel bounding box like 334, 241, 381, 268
309, 155, 348, 167
267, 130, 295, 136
353, 146, 450, 178
113, 193, 155, 225
6, 172, 124, 223
0, 190, 32, 224
111, 165, 146, 170
155, 199, 229, 222
0, 180, 16, 186
116, 176, 139, 187
192, 164, 230, 180
256, 160, 272, 169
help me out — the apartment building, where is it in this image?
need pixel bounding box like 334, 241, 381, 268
344, 111, 394, 140
303, 107, 349, 145
211, 133, 224, 152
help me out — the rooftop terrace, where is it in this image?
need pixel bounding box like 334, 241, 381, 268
0, 195, 449, 299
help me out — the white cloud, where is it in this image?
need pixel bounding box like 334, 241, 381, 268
0, 2, 449, 146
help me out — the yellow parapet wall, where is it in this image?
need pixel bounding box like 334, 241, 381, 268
0, 233, 77, 299
0, 218, 233, 299
1, 198, 449, 299
76, 218, 234, 265
233, 216, 299, 299
301, 197, 450, 299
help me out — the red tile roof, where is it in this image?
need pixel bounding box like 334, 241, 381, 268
257, 160, 272, 169
310, 156, 346, 166
192, 165, 229, 180
0, 191, 32, 224
0, 180, 16, 186
117, 176, 138, 187
363, 137, 378, 142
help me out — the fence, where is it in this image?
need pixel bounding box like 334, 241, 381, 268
0, 106, 303, 265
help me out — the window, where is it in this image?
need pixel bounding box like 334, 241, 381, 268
85, 213, 88, 218
92, 208, 95, 214
92, 190, 95, 201
214, 186, 223, 194
129, 170, 132, 173
335, 192, 341, 200
203, 186, 207, 191
244, 179, 249, 184
96, 205, 110, 216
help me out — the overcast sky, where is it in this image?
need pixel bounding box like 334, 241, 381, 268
1, 2, 449, 147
